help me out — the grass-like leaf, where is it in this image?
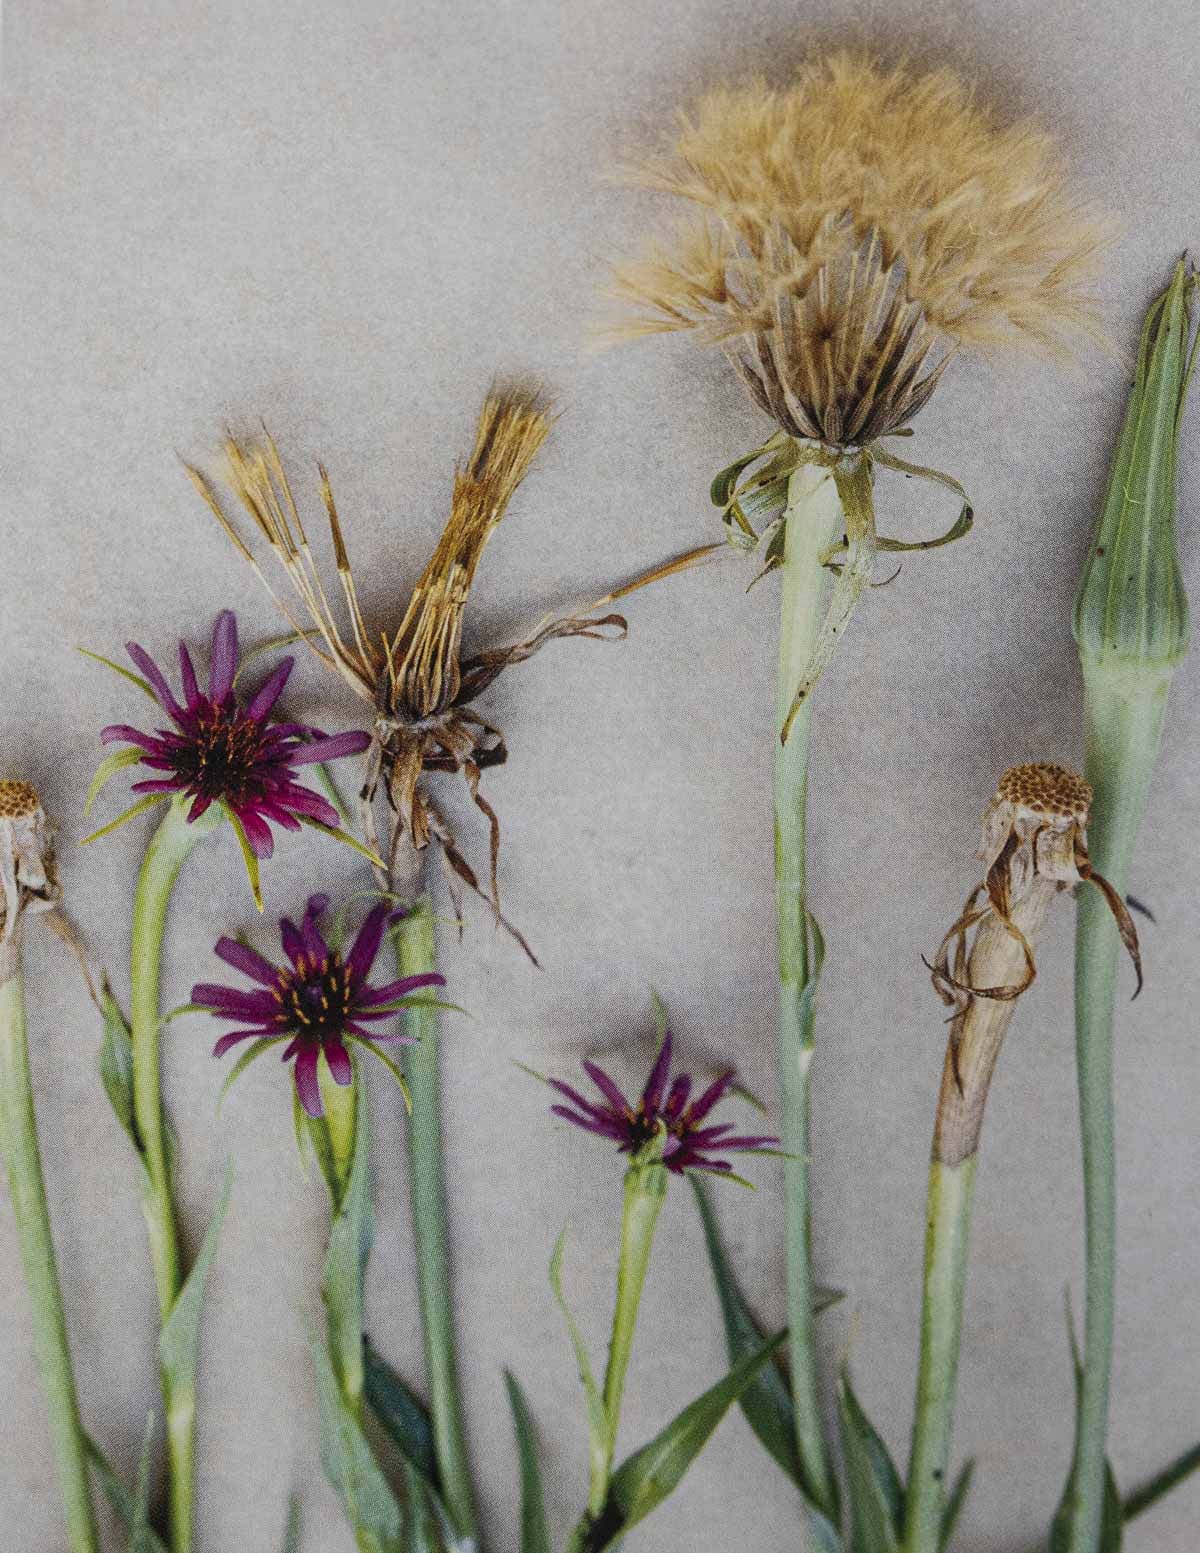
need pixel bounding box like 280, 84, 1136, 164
310, 1329, 403, 1553
505, 1371, 552, 1553
1124, 1439, 1200, 1522
78, 647, 156, 700
590, 1328, 789, 1551
1051, 1301, 1123, 1553
84, 1434, 169, 1553
939, 1459, 975, 1552
217, 1035, 290, 1110
221, 803, 263, 912
84, 747, 144, 816
839, 1371, 902, 1553
549, 1228, 609, 1495
158, 1166, 234, 1439
363, 1339, 437, 1484
298, 814, 385, 868
81, 792, 170, 845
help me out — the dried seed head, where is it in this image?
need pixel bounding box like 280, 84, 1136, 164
0, 779, 40, 819
994, 761, 1093, 819
0, 782, 59, 964
981, 761, 1094, 889
609, 52, 1108, 446
386, 385, 552, 719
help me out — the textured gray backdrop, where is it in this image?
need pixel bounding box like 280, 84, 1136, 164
2, 2, 1198, 1550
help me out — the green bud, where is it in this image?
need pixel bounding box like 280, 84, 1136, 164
1073, 259, 1195, 669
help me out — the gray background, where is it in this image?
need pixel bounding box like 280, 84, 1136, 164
2, 2, 1198, 1550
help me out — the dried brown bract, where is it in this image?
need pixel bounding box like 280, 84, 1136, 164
931, 761, 1141, 1017
0, 781, 60, 978
610, 52, 1108, 446
188, 389, 714, 955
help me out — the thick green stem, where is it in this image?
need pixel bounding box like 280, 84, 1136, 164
903, 1158, 977, 1553
0, 964, 100, 1553
775, 461, 845, 1518
1068, 658, 1171, 1553
130, 795, 214, 1553
591, 1159, 669, 1514
393, 897, 478, 1544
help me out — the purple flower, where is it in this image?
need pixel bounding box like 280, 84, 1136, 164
192, 894, 444, 1117
549, 1032, 779, 1177
100, 609, 370, 858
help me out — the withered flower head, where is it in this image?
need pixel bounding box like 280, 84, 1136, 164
0, 781, 59, 971
187, 387, 683, 954
610, 52, 1108, 447
931, 762, 1141, 1013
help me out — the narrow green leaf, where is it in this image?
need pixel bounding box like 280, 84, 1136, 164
839, 1372, 902, 1553
217, 1035, 290, 1110
84, 747, 144, 816
1051, 1302, 1124, 1553
363, 1339, 437, 1485
158, 1166, 234, 1418
298, 814, 385, 868
84, 1435, 169, 1553
98, 983, 142, 1160
310, 1330, 404, 1553
233, 629, 317, 685
505, 1371, 552, 1553
78, 647, 156, 700
399, 1457, 443, 1553
129, 1413, 158, 1553
312, 760, 354, 828
593, 1329, 789, 1551
346, 1034, 413, 1113
323, 1079, 374, 1398
549, 1229, 609, 1482
939, 1459, 974, 1551
281, 1493, 301, 1553
1124, 1440, 1200, 1521
221, 803, 263, 912
81, 792, 170, 845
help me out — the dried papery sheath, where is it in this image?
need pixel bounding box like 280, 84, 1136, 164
0, 781, 59, 978
902, 765, 1139, 1553
0, 782, 99, 1553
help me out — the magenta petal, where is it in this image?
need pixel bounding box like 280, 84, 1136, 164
179, 643, 201, 711
208, 611, 239, 703
100, 724, 163, 752
125, 642, 186, 723
213, 936, 281, 987
324, 1041, 353, 1086
245, 657, 295, 722
272, 784, 340, 826
346, 903, 390, 981
213, 1028, 274, 1058
294, 1045, 322, 1117
357, 972, 446, 1006
641, 1031, 673, 1115
236, 808, 275, 858
550, 1105, 625, 1139
286, 730, 372, 766
685, 1070, 736, 1125
583, 1060, 632, 1115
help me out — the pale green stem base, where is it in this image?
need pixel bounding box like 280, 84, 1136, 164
0, 966, 100, 1553
130, 796, 215, 1553
775, 461, 845, 1518
393, 898, 478, 1545
1068, 658, 1171, 1553
592, 1160, 668, 1514
902, 1157, 977, 1553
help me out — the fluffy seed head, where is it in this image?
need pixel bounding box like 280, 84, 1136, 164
609, 52, 1108, 444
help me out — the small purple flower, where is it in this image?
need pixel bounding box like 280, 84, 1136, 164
100, 609, 370, 858
193, 894, 444, 1117
549, 1032, 779, 1177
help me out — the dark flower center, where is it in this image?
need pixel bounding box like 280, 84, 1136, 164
172, 704, 271, 800
276, 952, 356, 1047
625, 1107, 662, 1151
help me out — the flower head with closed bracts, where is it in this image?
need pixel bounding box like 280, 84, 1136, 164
192, 894, 445, 1118
185, 388, 713, 954
609, 53, 1109, 737
548, 1031, 778, 1178
930, 762, 1142, 1015
88, 609, 371, 896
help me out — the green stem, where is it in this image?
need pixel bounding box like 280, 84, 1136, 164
775, 460, 844, 1518
1068, 658, 1171, 1553
130, 795, 215, 1553
902, 1158, 977, 1553
393, 897, 478, 1545
592, 1159, 669, 1514
0, 963, 100, 1553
